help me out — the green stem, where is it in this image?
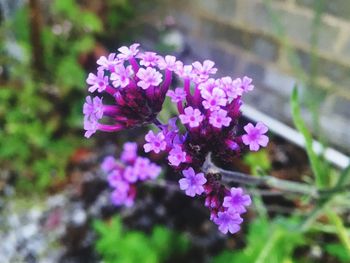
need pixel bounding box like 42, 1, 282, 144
255, 229, 282, 263
202, 153, 319, 198
326, 209, 350, 254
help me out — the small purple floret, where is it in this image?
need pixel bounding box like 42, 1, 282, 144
137, 67, 163, 90
179, 107, 204, 128
168, 145, 187, 167
223, 187, 252, 214
143, 130, 167, 154
214, 211, 243, 234
242, 122, 269, 151
179, 167, 207, 197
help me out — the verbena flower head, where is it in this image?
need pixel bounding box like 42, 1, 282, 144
101, 142, 161, 207
120, 142, 138, 163
85, 44, 269, 234
83, 43, 176, 138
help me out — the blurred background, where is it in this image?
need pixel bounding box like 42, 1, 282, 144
1, 0, 350, 262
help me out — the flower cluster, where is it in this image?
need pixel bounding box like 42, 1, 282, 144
83, 43, 179, 138
101, 142, 161, 207
84, 43, 269, 234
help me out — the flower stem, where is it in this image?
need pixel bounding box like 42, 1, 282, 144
202, 153, 319, 197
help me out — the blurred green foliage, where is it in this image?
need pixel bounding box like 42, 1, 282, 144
243, 149, 271, 176
93, 216, 189, 263
213, 216, 305, 263
0, 0, 133, 190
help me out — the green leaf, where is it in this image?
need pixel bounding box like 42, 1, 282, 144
56, 57, 85, 89
213, 216, 305, 263
244, 150, 271, 175
326, 243, 350, 263
52, 0, 79, 18
72, 36, 95, 54
291, 86, 328, 188
336, 165, 350, 188
81, 12, 103, 33
94, 216, 189, 263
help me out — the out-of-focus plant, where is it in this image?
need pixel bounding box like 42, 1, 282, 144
291, 86, 350, 257
93, 216, 189, 263
211, 86, 350, 261
0, 0, 106, 190
213, 216, 305, 263
243, 149, 271, 176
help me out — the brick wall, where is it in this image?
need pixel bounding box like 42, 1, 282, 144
136, 0, 350, 153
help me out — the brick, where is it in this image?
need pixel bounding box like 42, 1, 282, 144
236, 1, 339, 53
319, 60, 350, 89
234, 1, 271, 32
320, 114, 350, 154
199, 19, 278, 62
195, 0, 237, 21
263, 68, 297, 97
172, 11, 200, 34
296, 0, 350, 20
186, 36, 239, 74
252, 36, 279, 61
341, 36, 350, 62
296, 49, 350, 90
243, 62, 266, 81
331, 97, 350, 119
199, 19, 251, 48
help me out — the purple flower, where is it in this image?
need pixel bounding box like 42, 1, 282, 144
110, 187, 133, 207
86, 70, 109, 93
133, 157, 161, 181
83, 117, 98, 138
147, 163, 162, 180
209, 109, 232, 128
167, 88, 186, 103
97, 53, 119, 71
101, 156, 119, 173
158, 55, 181, 71
192, 60, 217, 81
161, 117, 179, 147
220, 77, 243, 100
198, 78, 217, 92
214, 211, 243, 234
117, 43, 140, 60
143, 130, 167, 154
101, 142, 161, 208
83, 96, 104, 121
179, 167, 207, 197
136, 67, 163, 90
176, 65, 193, 79
241, 76, 254, 92
110, 64, 133, 88
107, 170, 123, 188
123, 166, 138, 183
223, 187, 251, 214
201, 87, 227, 111
179, 107, 204, 128
168, 145, 187, 167
120, 142, 138, 163
242, 122, 269, 151
138, 52, 160, 67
